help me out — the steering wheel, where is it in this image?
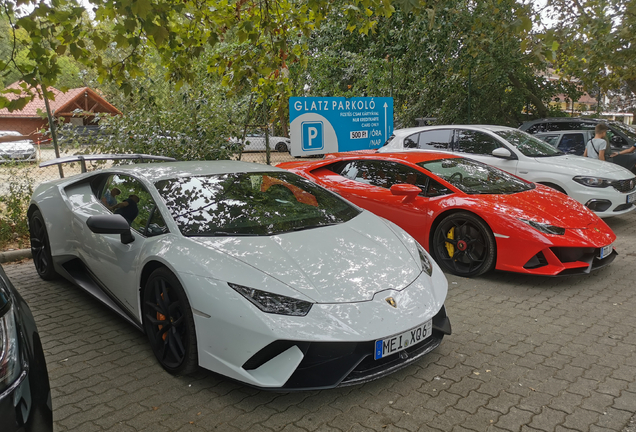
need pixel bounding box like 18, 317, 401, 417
449, 172, 463, 183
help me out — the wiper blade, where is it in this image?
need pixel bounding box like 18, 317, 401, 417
187, 232, 256, 237
289, 223, 338, 232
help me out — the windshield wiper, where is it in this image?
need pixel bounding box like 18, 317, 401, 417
289, 223, 338, 232
187, 232, 256, 237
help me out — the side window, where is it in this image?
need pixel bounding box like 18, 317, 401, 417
539, 135, 560, 146
607, 130, 628, 148
339, 161, 387, 187
525, 124, 544, 134
99, 174, 168, 237
426, 179, 452, 197
404, 134, 419, 148
417, 129, 452, 150
558, 133, 586, 155
455, 130, 502, 155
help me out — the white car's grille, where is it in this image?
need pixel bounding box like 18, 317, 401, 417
612, 178, 636, 193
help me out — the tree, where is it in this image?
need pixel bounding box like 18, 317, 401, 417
549, 0, 636, 103
295, 0, 567, 126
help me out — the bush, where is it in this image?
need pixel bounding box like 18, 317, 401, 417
0, 163, 34, 248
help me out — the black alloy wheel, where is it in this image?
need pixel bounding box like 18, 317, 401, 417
431, 212, 496, 277
275, 142, 288, 152
142, 268, 198, 375
29, 210, 58, 280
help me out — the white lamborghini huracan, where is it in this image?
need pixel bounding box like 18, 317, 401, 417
29, 155, 450, 389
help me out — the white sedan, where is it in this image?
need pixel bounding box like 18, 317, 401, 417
0, 131, 36, 162
233, 133, 291, 152
29, 156, 450, 389
379, 125, 636, 218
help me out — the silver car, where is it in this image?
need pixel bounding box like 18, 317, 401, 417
0, 131, 36, 162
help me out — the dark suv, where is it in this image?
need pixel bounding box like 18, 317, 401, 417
519, 118, 636, 151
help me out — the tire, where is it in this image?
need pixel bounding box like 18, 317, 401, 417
431, 212, 496, 277
275, 142, 288, 152
29, 210, 58, 280
538, 182, 567, 195
142, 268, 198, 375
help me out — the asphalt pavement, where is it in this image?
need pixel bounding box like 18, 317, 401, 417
5, 210, 636, 431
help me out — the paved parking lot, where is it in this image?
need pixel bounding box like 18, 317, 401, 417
5, 211, 636, 432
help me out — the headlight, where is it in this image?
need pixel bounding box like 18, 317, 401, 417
417, 243, 434, 276
573, 176, 612, 188
518, 218, 565, 235
0, 304, 21, 393
229, 283, 313, 316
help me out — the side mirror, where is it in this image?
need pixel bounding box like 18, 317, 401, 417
87, 214, 134, 244
492, 147, 513, 159
390, 184, 422, 203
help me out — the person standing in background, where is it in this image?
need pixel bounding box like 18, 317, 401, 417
583, 123, 609, 161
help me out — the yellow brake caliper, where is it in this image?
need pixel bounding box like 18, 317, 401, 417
445, 227, 455, 258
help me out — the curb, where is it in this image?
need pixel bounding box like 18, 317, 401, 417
0, 248, 32, 264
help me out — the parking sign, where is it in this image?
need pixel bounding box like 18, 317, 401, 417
301, 121, 324, 151
290, 97, 393, 157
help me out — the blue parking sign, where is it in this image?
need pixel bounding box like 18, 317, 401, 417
290, 97, 393, 156
301, 121, 324, 151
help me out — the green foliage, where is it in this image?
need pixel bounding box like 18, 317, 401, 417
0, 163, 34, 246
549, 0, 636, 99
295, 0, 566, 126
51, 79, 245, 161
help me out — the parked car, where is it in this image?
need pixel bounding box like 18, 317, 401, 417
519, 117, 636, 152
233, 133, 291, 152
0, 264, 53, 432
0, 131, 36, 163
279, 152, 617, 277
534, 130, 636, 173
378, 125, 636, 218
29, 156, 451, 389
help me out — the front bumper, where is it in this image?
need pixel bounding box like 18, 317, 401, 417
570, 184, 636, 218
521, 246, 617, 276
242, 305, 451, 390
0, 152, 37, 163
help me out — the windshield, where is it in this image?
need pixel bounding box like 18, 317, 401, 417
610, 122, 636, 141
495, 130, 564, 157
155, 171, 360, 236
418, 158, 534, 194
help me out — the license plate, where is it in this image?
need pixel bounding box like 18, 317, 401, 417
374, 320, 432, 360
600, 244, 613, 259
628, 192, 636, 204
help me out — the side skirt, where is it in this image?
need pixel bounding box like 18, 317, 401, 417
53, 256, 143, 331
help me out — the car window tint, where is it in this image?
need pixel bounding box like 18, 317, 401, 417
155, 172, 360, 236
539, 135, 560, 146
455, 130, 502, 155
145, 206, 169, 237
525, 124, 544, 134
417, 129, 452, 150
333, 160, 451, 197
426, 179, 452, 197
418, 158, 534, 194
558, 133, 586, 155
404, 134, 419, 148
606, 129, 628, 147
101, 174, 166, 236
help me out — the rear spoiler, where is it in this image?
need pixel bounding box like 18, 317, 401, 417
39, 154, 176, 173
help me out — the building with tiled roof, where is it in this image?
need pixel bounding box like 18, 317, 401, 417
0, 82, 121, 140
